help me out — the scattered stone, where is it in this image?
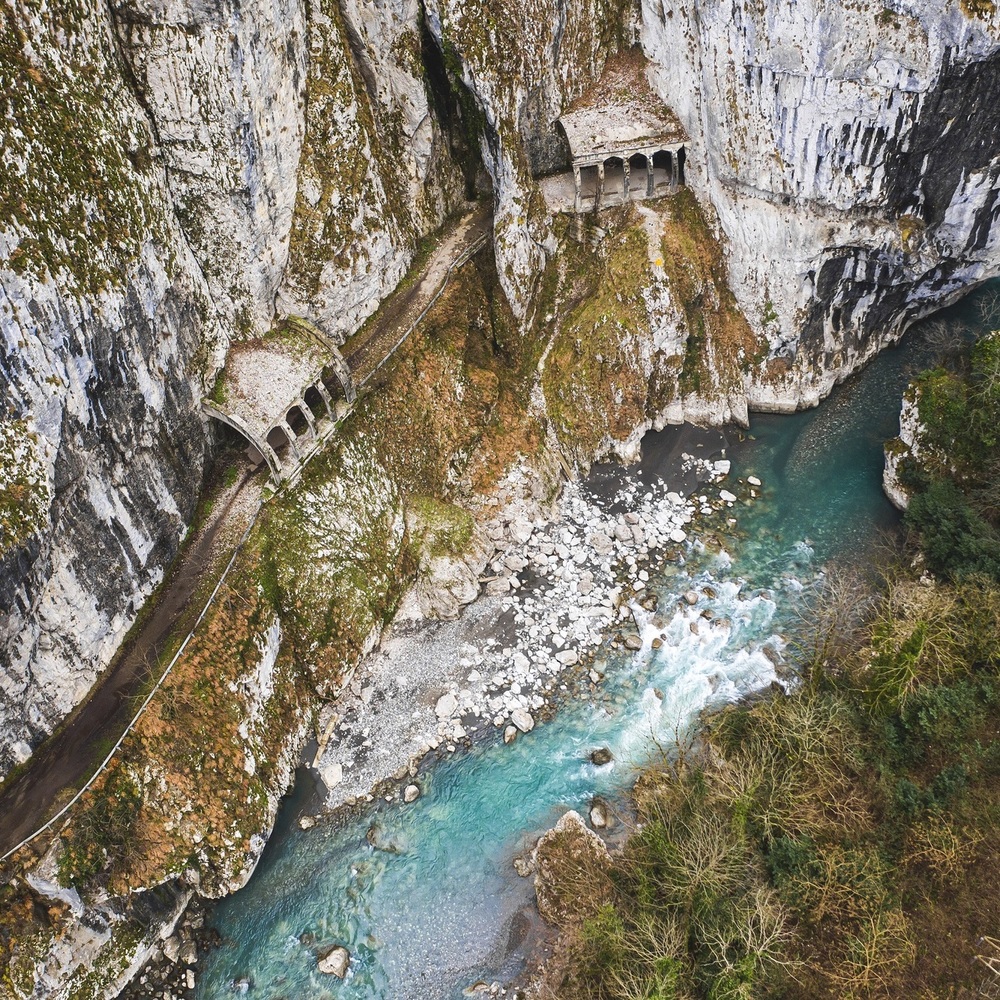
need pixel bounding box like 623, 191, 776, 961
669, 528, 687, 543
163, 937, 181, 964
588, 669, 601, 684
555, 648, 579, 666
653, 687, 664, 700
404, 784, 420, 803
623, 633, 642, 651
509, 518, 534, 544
512, 854, 535, 877
503, 725, 518, 744
178, 940, 197, 965
589, 798, 610, 829
683, 590, 699, 606
298, 815, 316, 830
186, 970, 195, 991
590, 747, 613, 766
720, 489, 737, 503
435, 692, 458, 719
761, 644, 782, 667
322, 761, 343, 788
511, 708, 534, 733
747, 475, 761, 487
714, 459, 731, 475
317, 945, 351, 978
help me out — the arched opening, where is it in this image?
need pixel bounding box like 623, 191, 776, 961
286, 404, 310, 438
304, 384, 328, 423
579, 163, 599, 204
604, 156, 625, 203
321, 364, 346, 403
628, 153, 648, 194
677, 146, 686, 186
267, 424, 294, 461
652, 150, 672, 190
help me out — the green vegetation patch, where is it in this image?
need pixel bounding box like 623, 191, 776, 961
902, 333, 1000, 580
407, 495, 475, 558
258, 434, 410, 681
541, 195, 761, 458
0, 419, 50, 556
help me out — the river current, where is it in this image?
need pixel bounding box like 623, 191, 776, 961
192, 293, 989, 1000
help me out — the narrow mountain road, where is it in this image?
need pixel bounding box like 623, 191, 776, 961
344, 201, 493, 386
0, 201, 494, 864
0, 464, 263, 860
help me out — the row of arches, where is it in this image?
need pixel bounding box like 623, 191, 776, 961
573, 147, 686, 211
256, 365, 349, 481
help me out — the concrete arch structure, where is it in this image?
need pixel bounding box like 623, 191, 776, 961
543, 50, 690, 215
202, 316, 355, 485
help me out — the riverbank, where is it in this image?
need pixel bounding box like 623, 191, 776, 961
307, 427, 736, 813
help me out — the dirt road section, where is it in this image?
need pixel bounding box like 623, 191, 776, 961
0, 464, 263, 859
345, 202, 492, 386
0, 201, 495, 863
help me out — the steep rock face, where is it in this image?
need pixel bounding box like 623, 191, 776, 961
0, 0, 465, 776
884, 386, 924, 510
112, 0, 309, 340
423, 0, 633, 315
0, 0, 217, 775
276, 0, 466, 339
641, 0, 1000, 408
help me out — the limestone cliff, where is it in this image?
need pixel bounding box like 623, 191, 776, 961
0, 0, 217, 774
5, 0, 1000, 992
0, 0, 463, 775
641, 0, 1000, 408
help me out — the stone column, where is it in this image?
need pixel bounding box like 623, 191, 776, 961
296, 399, 319, 440
260, 443, 285, 484
572, 163, 582, 213
279, 420, 303, 460
596, 162, 605, 211
670, 150, 679, 190
314, 381, 336, 422
623, 159, 630, 201
646, 158, 654, 196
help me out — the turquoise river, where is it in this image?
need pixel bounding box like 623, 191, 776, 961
192, 290, 991, 999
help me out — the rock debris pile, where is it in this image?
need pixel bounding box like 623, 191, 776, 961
315, 454, 753, 807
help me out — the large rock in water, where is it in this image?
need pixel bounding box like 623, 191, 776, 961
511, 708, 534, 733
533, 810, 612, 926
317, 945, 350, 978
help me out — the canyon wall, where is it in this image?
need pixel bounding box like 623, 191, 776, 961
641, 0, 1000, 408
0, 0, 461, 775
0, 0, 218, 775
4, 0, 1000, 993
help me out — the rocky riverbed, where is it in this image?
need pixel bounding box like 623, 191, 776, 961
305, 433, 752, 820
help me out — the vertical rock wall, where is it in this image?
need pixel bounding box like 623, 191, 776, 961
112, 0, 310, 340
424, 0, 635, 315
640, 0, 1000, 408
276, 0, 466, 338
0, 0, 219, 773
0, 0, 464, 776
